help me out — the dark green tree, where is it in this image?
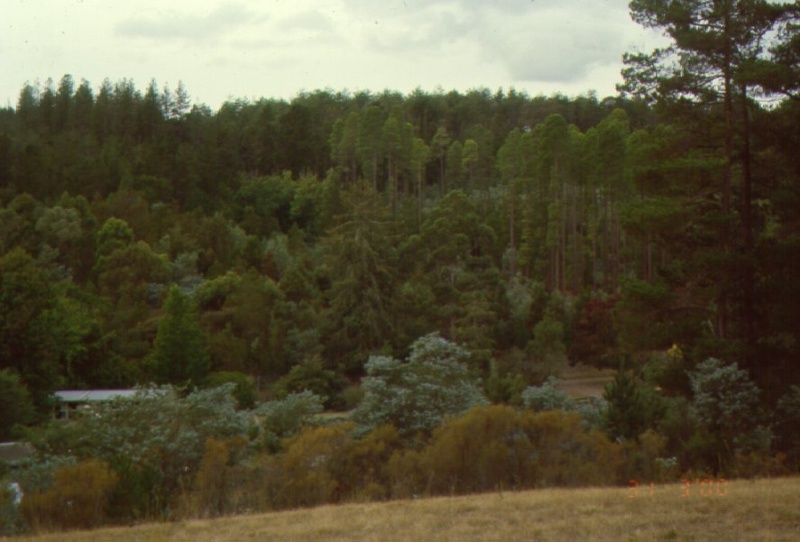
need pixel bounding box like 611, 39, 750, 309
0, 369, 36, 439
603, 370, 652, 439
621, 0, 794, 369
151, 286, 210, 386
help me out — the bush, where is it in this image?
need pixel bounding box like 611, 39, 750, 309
187, 437, 248, 519
521, 376, 572, 411
28, 385, 251, 521
278, 424, 352, 508
424, 405, 536, 494
204, 371, 256, 409
521, 377, 606, 428
256, 391, 324, 452
274, 357, 346, 410
333, 424, 401, 502
0, 482, 25, 536
688, 358, 767, 473
775, 385, 800, 469
20, 460, 118, 532
422, 406, 621, 495
386, 448, 426, 500
353, 333, 488, 436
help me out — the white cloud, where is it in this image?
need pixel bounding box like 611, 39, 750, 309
115, 2, 265, 42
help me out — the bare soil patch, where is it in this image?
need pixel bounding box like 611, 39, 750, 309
555, 364, 615, 399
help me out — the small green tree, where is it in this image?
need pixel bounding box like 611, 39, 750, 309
603, 370, 664, 441
151, 286, 209, 386
353, 333, 488, 436
527, 314, 568, 378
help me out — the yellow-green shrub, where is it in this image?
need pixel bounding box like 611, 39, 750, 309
424, 405, 536, 494
334, 424, 401, 502
422, 406, 622, 495
20, 459, 118, 531
386, 448, 426, 500
522, 410, 621, 487
278, 424, 352, 508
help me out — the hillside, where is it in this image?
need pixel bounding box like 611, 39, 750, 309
18, 477, 800, 541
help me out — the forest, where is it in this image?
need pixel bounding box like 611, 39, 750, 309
1, 0, 800, 534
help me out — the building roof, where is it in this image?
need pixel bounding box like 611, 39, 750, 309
54, 390, 138, 403
0, 442, 35, 463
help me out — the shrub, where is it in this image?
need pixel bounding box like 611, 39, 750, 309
278, 424, 352, 508
521, 377, 606, 428
273, 357, 346, 410
424, 405, 536, 494
333, 424, 401, 502
775, 385, 800, 469
422, 406, 621, 495
188, 437, 248, 518
28, 385, 251, 521
521, 376, 572, 411
20, 460, 118, 532
204, 371, 256, 409
0, 482, 25, 536
256, 391, 324, 452
524, 410, 621, 488
688, 358, 768, 473
353, 333, 488, 436
386, 448, 426, 500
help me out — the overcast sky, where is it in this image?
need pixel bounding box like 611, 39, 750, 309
2, 0, 665, 110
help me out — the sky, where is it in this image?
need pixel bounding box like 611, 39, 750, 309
2, 0, 666, 110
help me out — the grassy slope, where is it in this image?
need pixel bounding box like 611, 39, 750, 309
19, 477, 800, 541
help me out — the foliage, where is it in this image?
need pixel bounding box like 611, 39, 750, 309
521, 377, 606, 428
521, 376, 573, 412
203, 371, 256, 410
277, 424, 352, 508
353, 333, 488, 436
775, 385, 800, 467
688, 358, 766, 462
0, 369, 36, 439
256, 391, 324, 452
527, 314, 568, 378
28, 385, 251, 520
603, 370, 665, 442
0, 483, 25, 536
273, 356, 346, 410
151, 286, 210, 386
20, 459, 118, 532
484, 364, 527, 405
334, 424, 402, 502
423, 406, 621, 495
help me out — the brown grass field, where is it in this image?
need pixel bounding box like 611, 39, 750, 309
17, 477, 800, 541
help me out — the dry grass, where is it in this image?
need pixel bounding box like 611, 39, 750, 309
18, 477, 800, 541
556, 365, 615, 400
